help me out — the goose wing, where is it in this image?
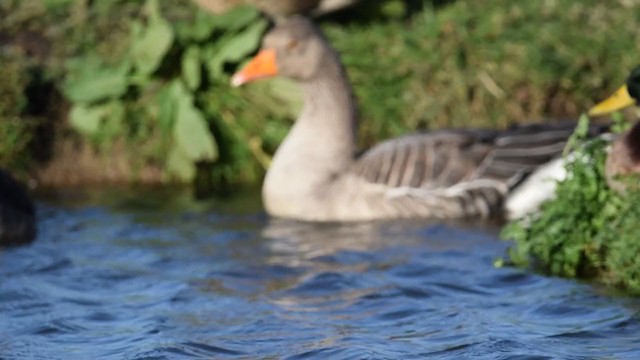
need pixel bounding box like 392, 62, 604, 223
347, 122, 589, 217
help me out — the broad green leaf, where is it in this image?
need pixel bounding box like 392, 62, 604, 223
156, 80, 191, 134
167, 146, 196, 181
207, 19, 268, 79
64, 58, 130, 103
131, 0, 174, 77
69, 104, 103, 136
68, 101, 123, 138
182, 47, 201, 91
212, 6, 260, 32
220, 19, 267, 61
175, 10, 218, 42
174, 97, 218, 161
156, 82, 179, 133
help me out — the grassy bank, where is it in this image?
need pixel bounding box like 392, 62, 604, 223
1, 0, 639, 187
501, 116, 640, 294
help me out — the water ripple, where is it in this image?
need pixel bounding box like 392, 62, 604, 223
1, 192, 640, 359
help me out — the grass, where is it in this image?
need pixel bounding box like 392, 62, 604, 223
324, 0, 640, 146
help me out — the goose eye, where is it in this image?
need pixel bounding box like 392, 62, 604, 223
285, 40, 299, 51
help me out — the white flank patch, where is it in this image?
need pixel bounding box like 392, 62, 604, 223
505, 157, 566, 220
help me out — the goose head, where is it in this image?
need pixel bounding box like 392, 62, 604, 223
231, 16, 329, 86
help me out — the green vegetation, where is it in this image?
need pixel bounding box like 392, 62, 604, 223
61, 0, 267, 182
502, 116, 640, 294
1, 0, 282, 185
1, 0, 639, 186
0, 53, 34, 172
326, 0, 640, 141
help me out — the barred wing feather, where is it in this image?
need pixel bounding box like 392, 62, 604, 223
348, 123, 588, 217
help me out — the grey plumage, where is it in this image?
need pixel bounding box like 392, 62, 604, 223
347, 122, 605, 219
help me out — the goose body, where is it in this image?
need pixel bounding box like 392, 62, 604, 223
0, 169, 36, 246
232, 16, 590, 221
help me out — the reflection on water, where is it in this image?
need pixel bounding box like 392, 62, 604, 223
1, 188, 640, 359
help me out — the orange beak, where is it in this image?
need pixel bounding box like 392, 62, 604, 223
231, 49, 278, 87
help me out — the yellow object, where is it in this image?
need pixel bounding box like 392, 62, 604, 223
589, 84, 637, 116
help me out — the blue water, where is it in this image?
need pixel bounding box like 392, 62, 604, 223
2, 188, 640, 359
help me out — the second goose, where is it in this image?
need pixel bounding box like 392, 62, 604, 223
232, 16, 596, 222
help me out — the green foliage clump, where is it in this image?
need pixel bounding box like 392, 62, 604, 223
502, 116, 640, 294
0, 0, 292, 185
0, 53, 36, 175
61, 0, 273, 182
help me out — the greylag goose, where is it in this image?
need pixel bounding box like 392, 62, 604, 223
0, 169, 36, 246
589, 65, 640, 193
231, 16, 596, 221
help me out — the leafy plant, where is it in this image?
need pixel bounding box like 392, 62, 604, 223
502, 115, 640, 294
61, 0, 268, 181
